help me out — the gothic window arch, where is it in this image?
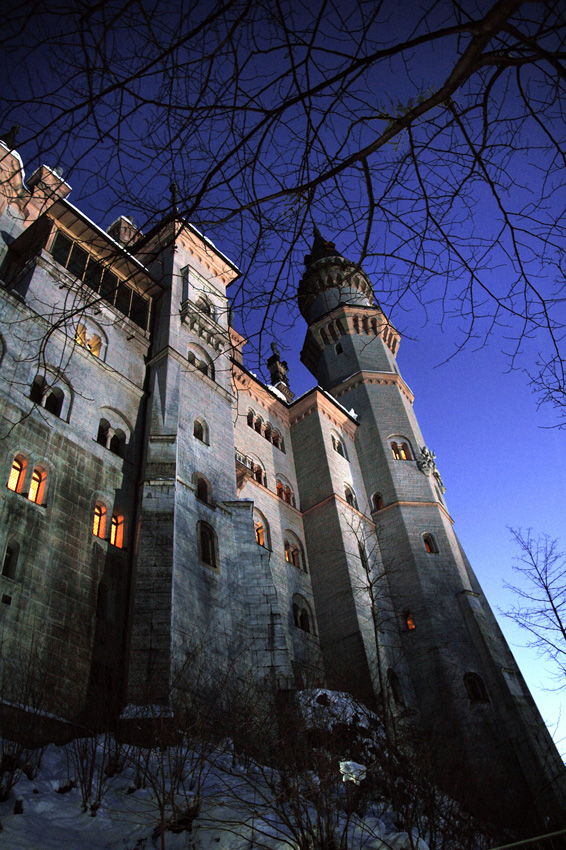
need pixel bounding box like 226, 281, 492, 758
372, 492, 384, 512
2, 540, 19, 579
30, 370, 72, 421
422, 533, 439, 554
74, 318, 107, 359
390, 436, 413, 461
93, 502, 107, 538
7, 454, 27, 493
335, 342, 343, 355
331, 432, 347, 459
109, 429, 126, 457
284, 531, 306, 572
276, 477, 295, 507
254, 509, 270, 549
110, 513, 124, 548
96, 408, 132, 455
344, 484, 358, 510
194, 474, 212, 504
195, 294, 215, 320
292, 594, 314, 634
28, 466, 47, 505
464, 672, 489, 703
247, 409, 255, 427
198, 521, 218, 568
188, 345, 215, 381
193, 418, 209, 444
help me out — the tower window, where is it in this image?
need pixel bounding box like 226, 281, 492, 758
28, 468, 46, 505
30, 375, 46, 405
372, 492, 384, 512
332, 434, 347, 458
44, 387, 64, 417
335, 342, 343, 355
93, 503, 107, 538
254, 510, 270, 549
404, 611, 416, 631
97, 419, 110, 447
423, 533, 439, 554
464, 672, 489, 703
7, 455, 26, 493
344, 485, 358, 510
2, 542, 19, 579
110, 513, 124, 548
255, 522, 265, 546
193, 419, 209, 443
196, 476, 211, 503
391, 438, 412, 461
198, 521, 217, 568
293, 595, 314, 634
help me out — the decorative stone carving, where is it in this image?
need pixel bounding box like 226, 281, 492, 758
418, 445, 446, 493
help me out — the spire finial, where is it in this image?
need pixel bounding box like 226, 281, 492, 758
170, 181, 179, 214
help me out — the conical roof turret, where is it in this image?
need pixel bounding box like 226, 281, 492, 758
298, 227, 375, 323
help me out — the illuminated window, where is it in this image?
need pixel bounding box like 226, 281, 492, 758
28, 468, 46, 504
391, 438, 412, 461
391, 441, 401, 460
7, 455, 26, 492
284, 533, 305, 571
423, 533, 439, 554
405, 611, 416, 631
464, 672, 489, 703
400, 442, 411, 460
88, 334, 102, 357
332, 434, 347, 458
255, 522, 265, 546
110, 514, 124, 548
93, 503, 106, 538
254, 510, 270, 549
277, 481, 284, 499
75, 323, 87, 347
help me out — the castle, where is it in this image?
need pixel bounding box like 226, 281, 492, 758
0, 141, 564, 831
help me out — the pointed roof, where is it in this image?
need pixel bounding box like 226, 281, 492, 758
303, 225, 343, 267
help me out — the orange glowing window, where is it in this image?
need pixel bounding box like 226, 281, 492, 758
110, 514, 124, 548
93, 503, 106, 538
405, 612, 416, 631
75, 323, 86, 347
255, 522, 265, 546
28, 468, 46, 504
7, 456, 26, 492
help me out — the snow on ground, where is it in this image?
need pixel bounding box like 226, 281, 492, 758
0, 732, 427, 850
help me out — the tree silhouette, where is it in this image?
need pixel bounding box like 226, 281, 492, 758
1, 0, 566, 375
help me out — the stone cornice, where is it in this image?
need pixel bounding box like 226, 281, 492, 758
331, 370, 414, 405
374, 499, 454, 525
289, 388, 358, 438
232, 365, 290, 426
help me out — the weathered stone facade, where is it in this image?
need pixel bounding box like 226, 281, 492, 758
0, 144, 564, 830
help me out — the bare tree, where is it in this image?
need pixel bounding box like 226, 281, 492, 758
1, 1, 566, 376
505, 528, 566, 686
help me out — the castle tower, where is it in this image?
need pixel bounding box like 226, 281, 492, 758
296, 228, 566, 829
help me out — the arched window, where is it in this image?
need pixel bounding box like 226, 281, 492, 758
387, 668, 405, 707
247, 409, 254, 427
30, 375, 46, 404
196, 295, 214, 319
28, 467, 46, 504
277, 481, 284, 500
404, 611, 416, 631
293, 595, 314, 634
372, 492, 384, 512
391, 438, 412, 461
284, 532, 306, 571
87, 334, 102, 357
254, 417, 263, 434
2, 542, 19, 579
7, 455, 26, 493
75, 323, 87, 347
193, 418, 208, 443
109, 429, 126, 457
464, 673, 489, 703
93, 503, 107, 538
110, 513, 124, 548
44, 387, 64, 417
335, 342, 343, 355
196, 476, 210, 503
423, 533, 439, 554
198, 521, 217, 567
254, 509, 270, 549
188, 346, 215, 381
332, 434, 347, 458
344, 485, 358, 510
97, 419, 110, 447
